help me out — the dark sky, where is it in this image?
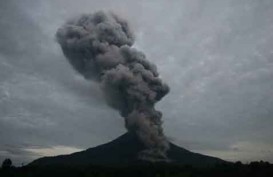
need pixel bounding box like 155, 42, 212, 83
0, 0, 273, 165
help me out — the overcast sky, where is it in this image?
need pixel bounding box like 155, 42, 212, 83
1, 0, 273, 165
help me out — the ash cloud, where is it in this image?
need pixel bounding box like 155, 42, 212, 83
56, 11, 170, 161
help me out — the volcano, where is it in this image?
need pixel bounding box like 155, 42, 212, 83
29, 133, 226, 167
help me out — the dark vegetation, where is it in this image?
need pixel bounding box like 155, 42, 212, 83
1, 133, 272, 177
1, 160, 273, 177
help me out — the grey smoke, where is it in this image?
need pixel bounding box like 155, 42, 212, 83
56, 11, 170, 161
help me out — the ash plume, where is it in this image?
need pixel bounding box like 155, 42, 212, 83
56, 11, 170, 161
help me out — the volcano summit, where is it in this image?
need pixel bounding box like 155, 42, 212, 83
30, 132, 226, 167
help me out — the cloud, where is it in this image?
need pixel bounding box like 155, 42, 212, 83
0, 0, 273, 164
25, 146, 83, 157
197, 141, 273, 162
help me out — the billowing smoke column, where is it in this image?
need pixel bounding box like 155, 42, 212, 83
56, 11, 170, 161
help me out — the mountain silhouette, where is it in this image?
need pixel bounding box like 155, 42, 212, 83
29, 132, 226, 167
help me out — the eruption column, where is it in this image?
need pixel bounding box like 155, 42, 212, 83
56, 11, 170, 161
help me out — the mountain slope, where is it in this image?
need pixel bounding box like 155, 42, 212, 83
29, 132, 226, 167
